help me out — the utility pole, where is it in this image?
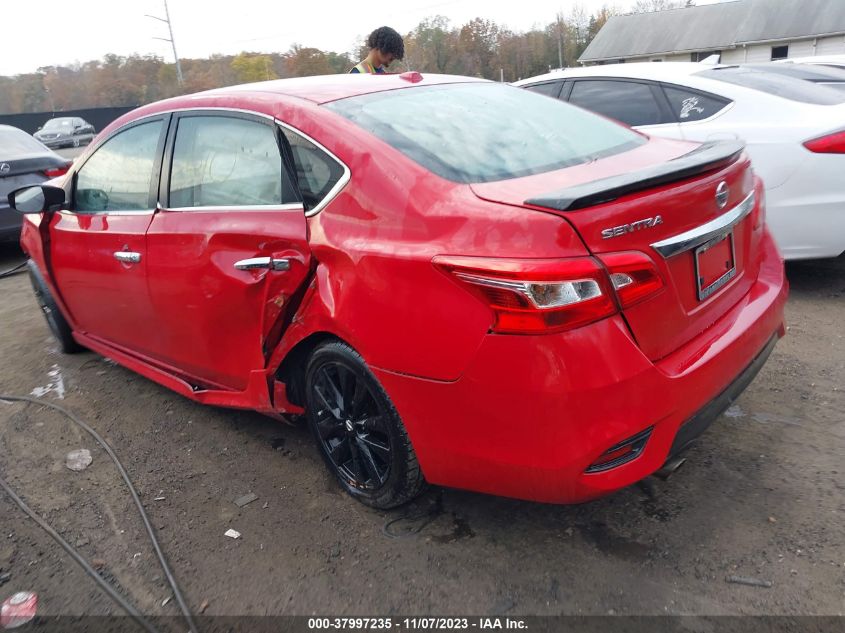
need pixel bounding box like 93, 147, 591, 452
145, 0, 184, 86
42, 82, 55, 114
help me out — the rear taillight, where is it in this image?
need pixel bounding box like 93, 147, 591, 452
433, 256, 617, 334
43, 164, 70, 178
598, 252, 664, 308
803, 129, 845, 154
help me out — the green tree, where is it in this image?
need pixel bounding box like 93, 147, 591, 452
231, 53, 279, 84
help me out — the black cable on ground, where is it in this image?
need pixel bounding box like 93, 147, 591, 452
0, 394, 199, 633
0, 260, 28, 279
382, 490, 444, 539
0, 475, 161, 633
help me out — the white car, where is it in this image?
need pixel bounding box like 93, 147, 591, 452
515, 63, 845, 260
779, 55, 845, 72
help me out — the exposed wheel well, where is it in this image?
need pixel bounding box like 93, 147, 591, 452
276, 332, 347, 407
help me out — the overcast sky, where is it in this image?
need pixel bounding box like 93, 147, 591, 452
0, 0, 725, 76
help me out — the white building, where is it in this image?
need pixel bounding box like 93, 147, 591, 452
579, 0, 845, 65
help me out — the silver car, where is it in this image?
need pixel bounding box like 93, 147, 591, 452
33, 116, 96, 149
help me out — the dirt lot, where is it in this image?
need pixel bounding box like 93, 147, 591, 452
0, 242, 843, 621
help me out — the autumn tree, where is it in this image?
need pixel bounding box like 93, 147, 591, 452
458, 18, 500, 78
404, 16, 458, 73
283, 45, 351, 77
0, 6, 619, 114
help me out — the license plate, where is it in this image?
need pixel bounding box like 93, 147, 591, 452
695, 232, 736, 301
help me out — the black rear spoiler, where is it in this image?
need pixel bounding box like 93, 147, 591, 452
524, 140, 746, 212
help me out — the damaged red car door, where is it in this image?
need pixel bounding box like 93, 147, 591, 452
141, 112, 312, 390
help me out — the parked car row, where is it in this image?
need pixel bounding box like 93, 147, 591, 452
516, 60, 845, 261
6, 72, 788, 508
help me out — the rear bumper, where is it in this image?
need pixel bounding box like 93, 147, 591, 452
373, 230, 788, 504
669, 333, 776, 458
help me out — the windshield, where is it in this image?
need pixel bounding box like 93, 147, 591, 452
326, 83, 646, 183
43, 118, 75, 130
697, 67, 845, 105
0, 126, 51, 157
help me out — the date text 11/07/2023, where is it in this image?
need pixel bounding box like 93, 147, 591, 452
307, 617, 528, 630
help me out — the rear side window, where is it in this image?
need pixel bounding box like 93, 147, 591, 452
169, 116, 297, 208
281, 128, 345, 211
525, 82, 562, 98
326, 83, 645, 184
568, 80, 666, 126
697, 67, 845, 105
75, 120, 163, 212
662, 85, 731, 122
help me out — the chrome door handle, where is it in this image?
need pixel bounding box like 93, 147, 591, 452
114, 251, 141, 264
234, 257, 291, 271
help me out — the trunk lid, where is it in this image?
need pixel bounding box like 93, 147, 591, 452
471, 138, 762, 361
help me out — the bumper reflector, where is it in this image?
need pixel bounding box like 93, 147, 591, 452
585, 426, 653, 474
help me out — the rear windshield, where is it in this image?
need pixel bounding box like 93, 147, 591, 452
0, 126, 50, 157
325, 83, 646, 183
696, 67, 845, 105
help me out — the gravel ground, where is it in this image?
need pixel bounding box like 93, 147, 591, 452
0, 242, 842, 621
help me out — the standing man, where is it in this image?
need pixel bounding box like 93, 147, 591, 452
350, 26, 404, 74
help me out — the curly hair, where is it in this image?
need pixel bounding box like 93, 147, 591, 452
367, 26, 404, 60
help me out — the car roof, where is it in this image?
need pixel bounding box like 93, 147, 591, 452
0, 124, 27, 134
196, 73, 488, 105
514, 62, 719, 85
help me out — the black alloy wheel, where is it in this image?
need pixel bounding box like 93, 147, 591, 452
304, 341, 426, 508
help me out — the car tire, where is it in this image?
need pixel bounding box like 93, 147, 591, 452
304, 341, 426, 509
28, 261, 83, 354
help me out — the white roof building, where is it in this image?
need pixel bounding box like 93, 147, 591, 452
579, 0, 845, 65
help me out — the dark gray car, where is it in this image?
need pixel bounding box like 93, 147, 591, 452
33, 116, 96, 149
1, 125, 70, 242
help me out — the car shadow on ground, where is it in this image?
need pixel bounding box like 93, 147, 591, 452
0, 242, 26, 270
785, 253, 845, 297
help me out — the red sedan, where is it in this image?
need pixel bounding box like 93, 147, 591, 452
8, 73, 787, 508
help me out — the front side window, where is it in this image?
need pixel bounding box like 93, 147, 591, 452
281, 128, 345, 211
169, 116, 296, 208
75, 120, 163, 212
525, 82, 562, 98
569, 79, 666, 127
662, 85, 731, 122
326, 83, 645, 184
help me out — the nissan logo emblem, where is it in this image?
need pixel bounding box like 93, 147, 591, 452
716, 181, 730, 209
0, 163, 10, 175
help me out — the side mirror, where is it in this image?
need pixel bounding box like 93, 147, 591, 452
8, 185, 65, 214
